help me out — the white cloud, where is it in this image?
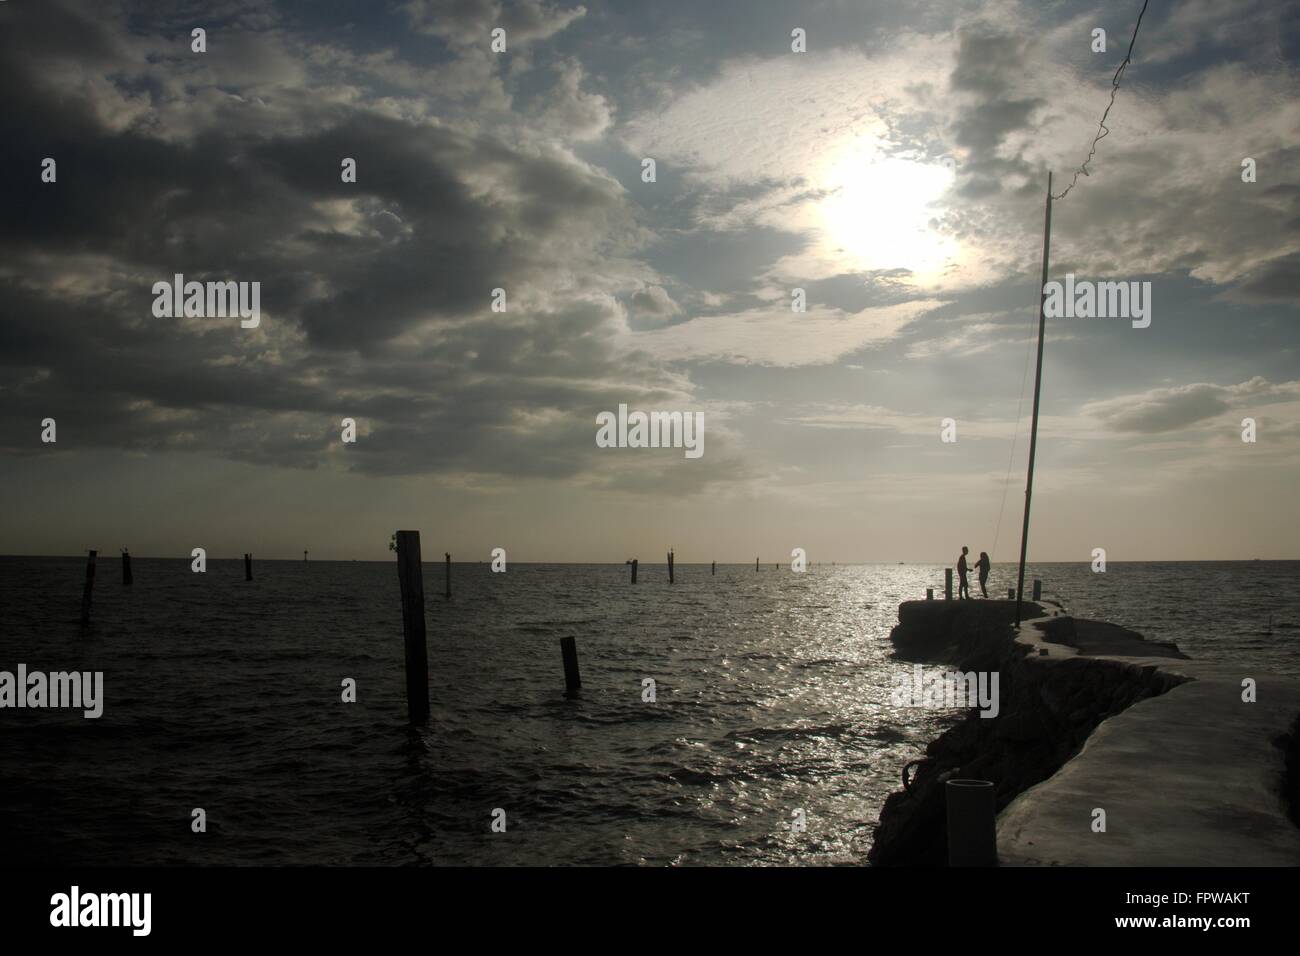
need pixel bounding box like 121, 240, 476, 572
626, 299, 944, 366
536, 60, 613, 140
620, 9, 1300, 301
401, 0, 586, 44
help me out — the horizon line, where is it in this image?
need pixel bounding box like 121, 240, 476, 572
2, 554, 1296, 564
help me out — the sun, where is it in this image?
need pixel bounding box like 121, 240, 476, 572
817, 143, 959, 281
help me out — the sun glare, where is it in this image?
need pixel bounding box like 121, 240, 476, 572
817, 144, 959, 281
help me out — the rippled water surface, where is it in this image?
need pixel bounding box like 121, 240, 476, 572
1, 557, 1296, 865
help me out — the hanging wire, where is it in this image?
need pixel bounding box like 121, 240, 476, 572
1052, 0, 1151, 201
990, 3, 1152, 549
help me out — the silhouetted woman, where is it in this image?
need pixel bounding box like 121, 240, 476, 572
975, 551, 991, 598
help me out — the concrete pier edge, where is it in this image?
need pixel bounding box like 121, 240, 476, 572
870, 599, 1300, 866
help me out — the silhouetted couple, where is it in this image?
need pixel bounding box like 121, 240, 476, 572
957, 546, 990, 599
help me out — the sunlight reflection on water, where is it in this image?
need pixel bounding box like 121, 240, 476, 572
1, 558, 1295, 865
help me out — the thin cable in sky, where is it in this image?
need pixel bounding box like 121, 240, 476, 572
1052, 0, 1151, 201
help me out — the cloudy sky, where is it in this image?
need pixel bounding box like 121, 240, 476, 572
2, 0, 1297, 562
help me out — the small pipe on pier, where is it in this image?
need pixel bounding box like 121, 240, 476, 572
946, 779, 997, 866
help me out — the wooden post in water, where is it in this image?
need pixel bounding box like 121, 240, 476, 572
444, 552, 451, 600
121, 549, 132, 586
304, 550, 308, 562
926, 588, 934, 601
1032, 579, 1042, 601
1008, 588, 1016, 599
944, 568, 953, 601
755, 557, 759, 572
80, 550, 97, 628
244, 553, 253, 581
627, 558, 638, 584
395, 531, 430, 724
560, 636, 581, 699
667, 549, 674, 583
711, 560, 716, 576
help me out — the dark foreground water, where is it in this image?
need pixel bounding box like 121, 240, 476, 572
1, 557, 1296, 866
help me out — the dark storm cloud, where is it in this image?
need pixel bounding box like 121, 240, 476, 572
1231, 253, 1300, 302
1091, 387, 1232, 433
949, 31, 1023, 99
0, 47, 623, 349
1083, 379, 1300, 434
249, 114, 626, 348
0, 0, 740, 492
947, 28, 1043, 197
953, 97, 1041, 156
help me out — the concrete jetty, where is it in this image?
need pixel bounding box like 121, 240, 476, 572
999, 612, 1300, 865
870, 600, 1300, 866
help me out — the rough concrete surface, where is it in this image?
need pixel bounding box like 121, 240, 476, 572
997, 614, 1300, 866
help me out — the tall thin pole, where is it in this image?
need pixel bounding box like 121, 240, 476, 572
1016, 172, 1053, 627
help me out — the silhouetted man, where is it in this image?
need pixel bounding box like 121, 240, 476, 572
957, 546, 971, 599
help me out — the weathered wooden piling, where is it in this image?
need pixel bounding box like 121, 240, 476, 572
121, 549, 132, 587
627, 558, 638, 583
944, 568, 953, 601
667, 550, 674, 583
926, 587, 934, 601
711, 560, 716, 576
244, 553, 252, 581
946, 779, 997, 866
445, 552, 451, 600
395, 530, 430, 724
560, 636, 581, 699
755, 557, 759, 572
1008, 587, 1016, 599
304, 550, 308, 562
80, 550, 97, 627
1032, 579, 1042, 601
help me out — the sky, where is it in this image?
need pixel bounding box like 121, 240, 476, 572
1, 0, 1297, 562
